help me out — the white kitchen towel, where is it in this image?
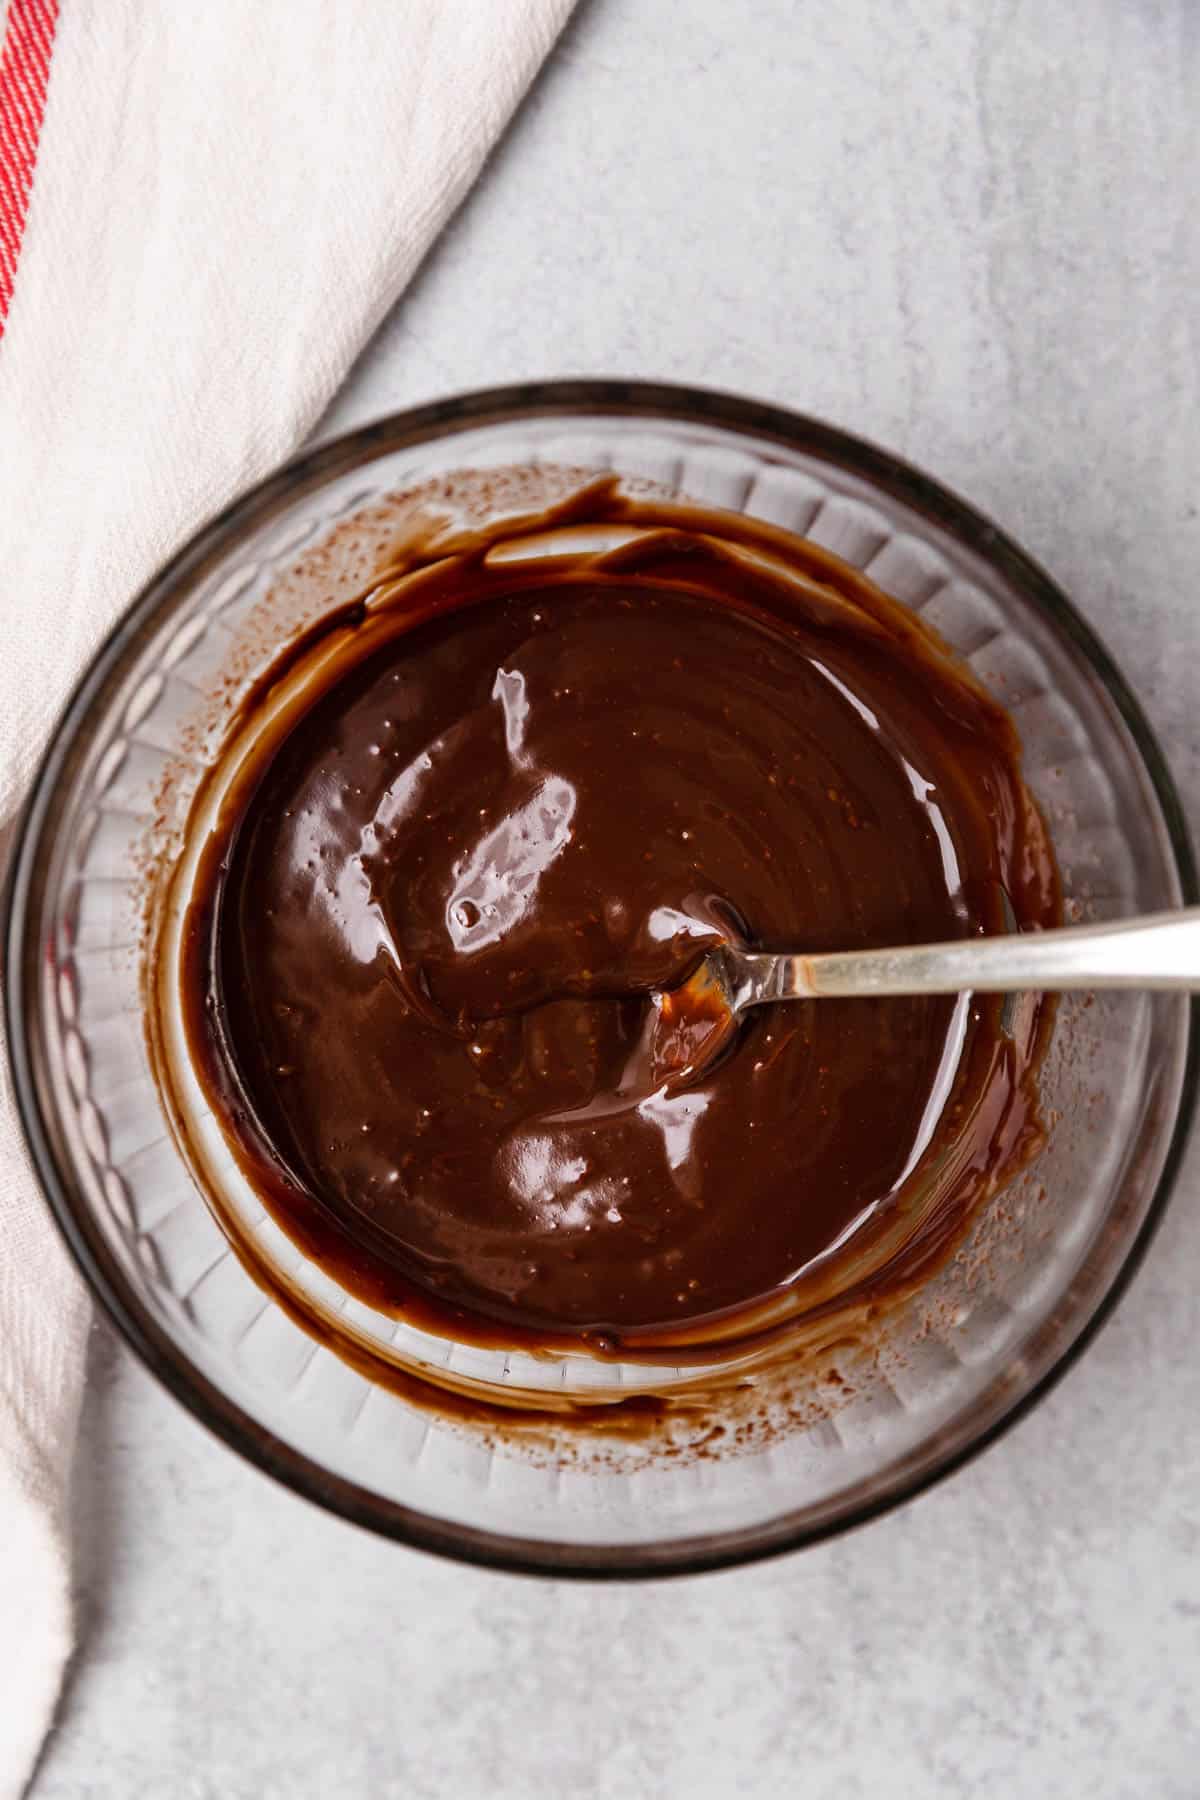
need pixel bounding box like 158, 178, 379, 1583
0, 2, 575, 1791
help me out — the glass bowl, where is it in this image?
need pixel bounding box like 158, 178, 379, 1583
5, 381, 1195, 1577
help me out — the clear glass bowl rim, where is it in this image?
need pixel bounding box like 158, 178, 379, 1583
5, 378, 1197, 1579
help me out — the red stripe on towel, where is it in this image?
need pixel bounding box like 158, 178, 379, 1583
0, 0, 59, 338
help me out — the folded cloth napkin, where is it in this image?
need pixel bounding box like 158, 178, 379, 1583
0, 2, 574, 1790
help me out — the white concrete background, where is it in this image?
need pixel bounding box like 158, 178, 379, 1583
32, 2, 1200, 1795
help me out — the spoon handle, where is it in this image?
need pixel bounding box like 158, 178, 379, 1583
734, 906, 1200, 1003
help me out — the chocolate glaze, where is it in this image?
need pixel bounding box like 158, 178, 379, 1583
175, 487, 1059, 1358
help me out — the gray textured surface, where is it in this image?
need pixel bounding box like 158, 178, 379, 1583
34, 2, 1200, 1795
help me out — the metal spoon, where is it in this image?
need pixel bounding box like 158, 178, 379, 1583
651, 905, 1200, 1082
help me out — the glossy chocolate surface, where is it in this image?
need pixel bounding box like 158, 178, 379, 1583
179, 492, 1059, 1352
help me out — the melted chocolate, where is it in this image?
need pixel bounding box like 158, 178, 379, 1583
176, 492, 1059, 1356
